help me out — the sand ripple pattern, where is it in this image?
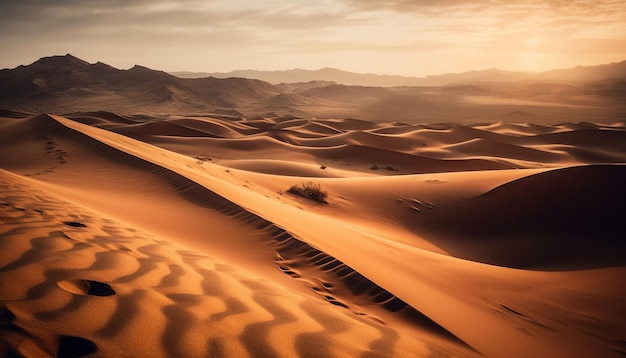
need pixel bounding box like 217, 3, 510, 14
2, 113, 625, 358
0, 171, 445, 357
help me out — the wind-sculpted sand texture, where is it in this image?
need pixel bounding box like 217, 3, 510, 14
1, 112, 625, 357
0, 170, 447, 357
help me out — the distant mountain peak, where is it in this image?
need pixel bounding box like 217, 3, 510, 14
19, 54, 92, 73
92, 61, 116, 70
129, 64, 154, 71
63, 53, 82, 60
35, 53, 89, 66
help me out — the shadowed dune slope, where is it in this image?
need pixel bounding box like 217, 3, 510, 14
1, 112, 625, 358
413, 165, 626, 269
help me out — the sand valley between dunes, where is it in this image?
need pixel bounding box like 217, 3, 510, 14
1, 111, 625, 357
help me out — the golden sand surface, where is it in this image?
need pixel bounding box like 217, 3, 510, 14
1, 112, 625, 357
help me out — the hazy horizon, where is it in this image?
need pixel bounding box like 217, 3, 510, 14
1, 0, 626, 77
4, 53, 626, 79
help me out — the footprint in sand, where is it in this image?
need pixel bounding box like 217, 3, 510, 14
0, 306, 16, 326
323, 295, 349, 309
57, 335, 97, 358
57, 279, 115, 297
63, 221, 88, 228
278, 265, 300, 278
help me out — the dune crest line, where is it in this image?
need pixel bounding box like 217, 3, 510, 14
1, 111, 625, 357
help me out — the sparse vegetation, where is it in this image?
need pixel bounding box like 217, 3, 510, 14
288, 181, 328, 204
193, 155, 212, 164
370, 164, 399, 172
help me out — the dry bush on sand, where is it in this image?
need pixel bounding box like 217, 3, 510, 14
288, 182, 328, 204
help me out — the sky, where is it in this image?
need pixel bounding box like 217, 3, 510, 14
1, 0, 625, 76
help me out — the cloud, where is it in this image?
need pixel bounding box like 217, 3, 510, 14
346, 0, 487, 11
346, 0, 625, 12
345, 0, 626, 30
0, 0, 354, 33
0, 0, 362, 55
0, 0, 624, 74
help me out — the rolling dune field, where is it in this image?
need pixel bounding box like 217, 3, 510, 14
1, 111, 625, 357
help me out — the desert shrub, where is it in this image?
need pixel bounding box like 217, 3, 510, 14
370, 164, 398, 172
288, 181, 328, 203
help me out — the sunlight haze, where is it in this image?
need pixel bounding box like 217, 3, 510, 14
1, 0, 625, 75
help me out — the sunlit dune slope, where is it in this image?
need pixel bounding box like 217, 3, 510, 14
1, 112, 625, 358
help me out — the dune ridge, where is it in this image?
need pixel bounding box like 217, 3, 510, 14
1, 112, 625, 357
0, 169, 446, 357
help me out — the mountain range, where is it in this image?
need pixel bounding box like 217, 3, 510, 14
171, 61, 626, 87
1, 54, 625, 122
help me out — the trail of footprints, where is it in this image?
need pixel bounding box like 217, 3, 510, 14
44, 136, 68, 164
0, 172, 448, 357
206, 191, 468, 348
270, 231, 467, 348
25, 136, 68, 176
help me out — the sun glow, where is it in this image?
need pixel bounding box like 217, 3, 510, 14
527, 37, 541, 48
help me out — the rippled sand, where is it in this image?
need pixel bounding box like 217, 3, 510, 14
1, 112, 625, 357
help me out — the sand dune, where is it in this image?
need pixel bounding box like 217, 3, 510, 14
1, 112, 625, 357
410, 165, 626, 268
